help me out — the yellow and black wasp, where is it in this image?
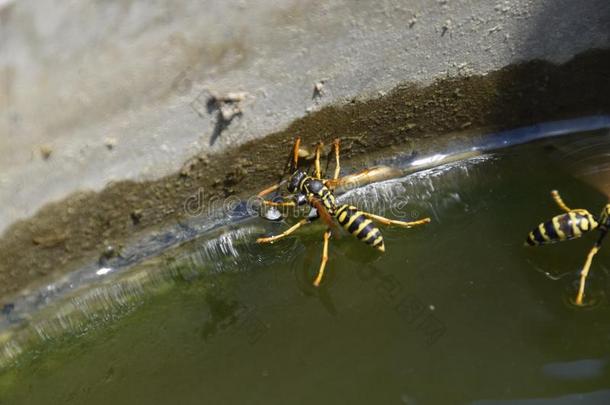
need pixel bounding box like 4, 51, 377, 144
525, 190, 610, 305
256, 137, 431, 286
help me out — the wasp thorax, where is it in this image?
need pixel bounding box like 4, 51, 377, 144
287, 170, 306, 193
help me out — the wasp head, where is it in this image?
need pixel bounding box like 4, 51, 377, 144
287, 170, 306, 193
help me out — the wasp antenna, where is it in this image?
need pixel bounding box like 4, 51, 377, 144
314, 141, 324, 179
332, 138, 341, 180
291, 137, 301, 171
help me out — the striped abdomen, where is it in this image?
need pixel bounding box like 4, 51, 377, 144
334, 205, 385, 252
300, 176, 336, 213
526, 210, 599, 246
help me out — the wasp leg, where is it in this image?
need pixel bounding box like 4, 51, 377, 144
260, 193, 297, 207
314, 142, 324, 179
261, 200, 296, 207
363, 212, 431, 228
575, 244, 600, 305
574, 230, 607, 305
257, 182, 282, 198
332, 138, 341, 180
313, 229, 332, 287
257, 218, 309, 244
551, 190, 572, 213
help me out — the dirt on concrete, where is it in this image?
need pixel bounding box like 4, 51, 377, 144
1, 49, 609, 301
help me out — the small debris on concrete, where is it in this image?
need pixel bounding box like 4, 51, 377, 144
441, 20, 452, 36
32, 232, 67, 248
40, 145, 52, 160
213, 92, 249, 120
219, 103, 242, 122
494, 2, 511, 13
213, 92, 249, 103
130, 209, 143, 225
104, 136, 118, 150
313, 79, 328, 99
408, 16, 417, 28
309, 78, 330, 111
190, 89, 250, 120
488, 25, 501, 34
208, 91, 249, 121
192, 90, 251, 145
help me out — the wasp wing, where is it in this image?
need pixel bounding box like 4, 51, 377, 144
325, 166, 403, 194
308, 197, 341, 237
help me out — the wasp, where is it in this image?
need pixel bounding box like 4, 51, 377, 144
525, 190, 610, 305
256, 137, 431, 287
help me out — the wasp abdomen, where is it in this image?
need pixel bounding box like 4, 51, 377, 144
335, 205, 385, 251
526, 210, 598, 246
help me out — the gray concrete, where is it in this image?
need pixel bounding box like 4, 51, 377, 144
1, 0, 609, 234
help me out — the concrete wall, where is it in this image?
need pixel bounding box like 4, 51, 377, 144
1, 0, 609, 234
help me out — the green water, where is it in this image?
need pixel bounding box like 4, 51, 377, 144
2, 133, 610, 405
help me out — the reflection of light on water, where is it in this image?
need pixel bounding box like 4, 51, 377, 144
339, 155, 492, 217
471, 389, 610, 404
172, 226, 298, 275
262, 206, 282, 221
0, 225, 280, 369
0, 225, 259, 369
96, 267, 113, 276
542, 358, 606, 380
410, 153, 448, 167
